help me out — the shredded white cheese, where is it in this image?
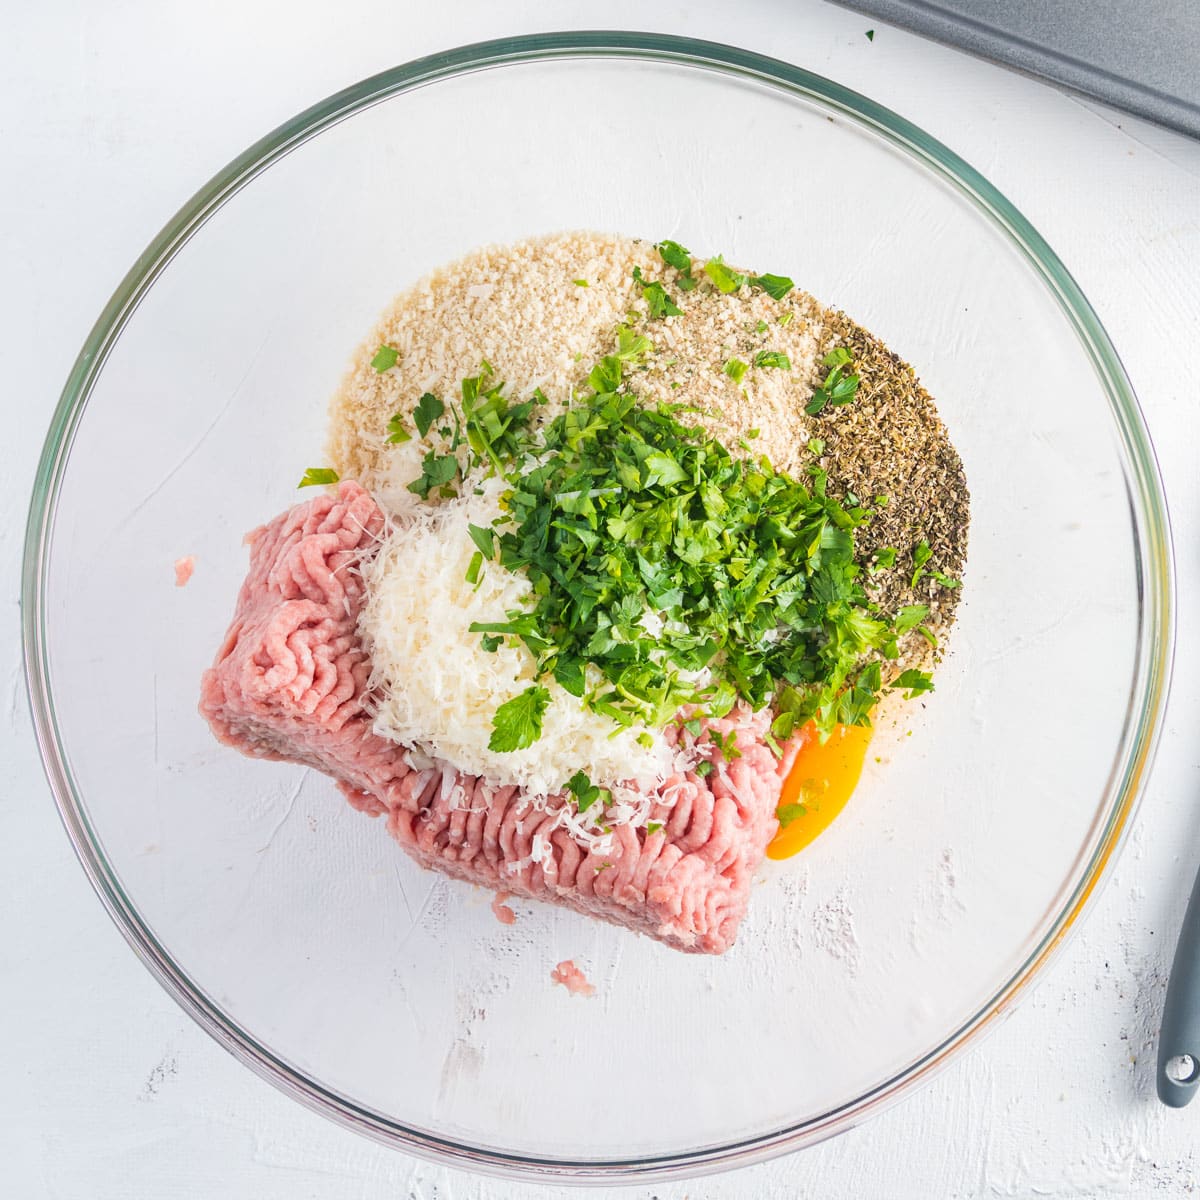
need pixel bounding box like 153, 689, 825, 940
358, 477, 676, 797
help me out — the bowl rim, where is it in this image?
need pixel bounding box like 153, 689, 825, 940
21, 29, 1176, 1184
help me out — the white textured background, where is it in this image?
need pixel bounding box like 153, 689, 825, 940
4, 1, 1200, 1196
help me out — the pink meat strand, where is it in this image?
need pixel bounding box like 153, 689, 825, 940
491, 892, 517, 926
199, 482, 792, 954
550, 959, 595, 997
174, 556, 196, 587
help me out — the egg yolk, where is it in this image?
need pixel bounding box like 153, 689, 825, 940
766, 721, 874, 859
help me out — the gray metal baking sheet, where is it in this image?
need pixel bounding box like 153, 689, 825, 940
834, 0, 1200, 139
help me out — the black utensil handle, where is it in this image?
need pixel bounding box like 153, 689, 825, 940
1158, 863, 1200, 1106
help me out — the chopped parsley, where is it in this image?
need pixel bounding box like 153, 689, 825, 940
632, 265, 683, 318
413, 392, 445, 438
655, 239, 698, 291
465, 550, 484, 586
695, 760, 714, 778
805, 349, 861, 414
704, 256, 748, 294
461, 364, 542, 475
753, 273, 795, 300
370, 344, 399, 372
866, 28, 875, 41
298, 467, 339, 488
890, 669, 933, 699
488, 685, 551, 752
386, 412, 412, 444
893, 604, 929, 635
615, 326, 652, 362
468, 522, 496, 559
911, 539, 933, 586
723, 357, 749, 384
708, 728, 741, 760
573, 278, 589, 287
406, 449, 458, 499
776, 802, 807, 828
449, 332, 919, 741
754, 350, 792, 370
869, 547, 898, 573
646, 821, 664, 835
931, 569, 961, 589
565, 770, 610, 813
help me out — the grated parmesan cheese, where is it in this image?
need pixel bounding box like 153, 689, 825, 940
358, 476, 676, 797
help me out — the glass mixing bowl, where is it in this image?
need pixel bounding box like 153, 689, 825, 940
22, 32, 1173, 1183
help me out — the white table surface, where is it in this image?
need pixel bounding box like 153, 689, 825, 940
5, 2, 1200, 1196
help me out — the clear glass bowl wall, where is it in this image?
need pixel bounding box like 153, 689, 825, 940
23, 35, 1172, 1183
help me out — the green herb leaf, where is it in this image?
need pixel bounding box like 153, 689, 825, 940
480, 633, 503, 653
615, 326, 653, 362
704, 256, 748, 293
371, 344, 399, 372
646, 821, 664, 835
778, 311, 795, 327
655, 239, 692, 273
465, 550, 484, 586
776, 802, 807, 828
822, 347, 854, 368
772, 711, 797, 739
708, 728, 741, 760
891, 669, 934, 698
869, 547, 898, 573
807, 358, 861, 415
752, 273, 795, 300
468, 522, 496, 560
414, 392, 445, 439
646, 282, 682, 318
573, 278, 589, 287
695, 760, 714, 778
866, 28, 875, 40
754, 350, 792, 370
911, 540, 933, 586
893, 604, 930, 635
385, 412, 412, 444
298, 467, 339, 488
828, 371, 861, 405
488, 685, 551, 752
931, 569, 961, 589
565, 769, 606, 813
406, 450, 458, 499
723, 357, 749, 384
632, 265, 683, 318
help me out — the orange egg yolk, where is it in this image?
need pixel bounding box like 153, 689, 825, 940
766, 722, 873, 859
